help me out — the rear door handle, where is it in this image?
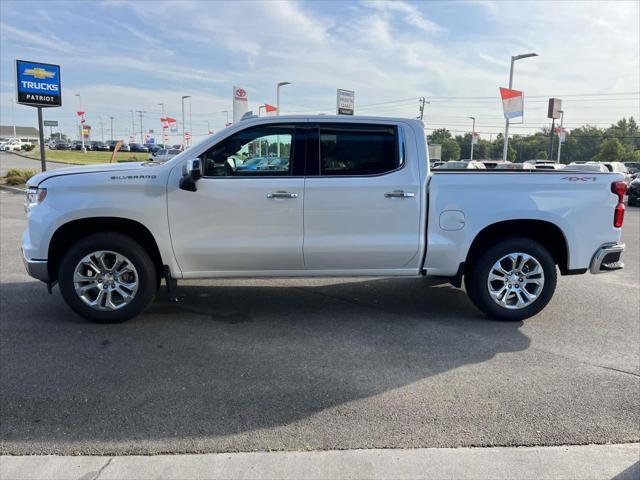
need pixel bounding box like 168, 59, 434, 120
266, 191, 298, 199
384, 190, 415, 198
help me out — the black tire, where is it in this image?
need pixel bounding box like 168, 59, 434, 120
464, 236, 557, 321
58, 233, 157, 323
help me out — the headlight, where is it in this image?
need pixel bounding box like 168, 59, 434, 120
25, 187, 47, 211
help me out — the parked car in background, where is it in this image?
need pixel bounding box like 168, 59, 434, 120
235, 156, 289, 172
146, 144, 163, 154
433, 160, 486, 169
128, 143, 149, 153
565, 162, 609, 173
495, 163, 527, 170
624, 162, 640, 175
601, 162, 631, 183
106, 140, 130, 152
480, 160, 512, 169
0, 139, 26, 151
149, 148, 182, 162
71, 141, 89, 151
54, 141, 70, 150
525, 161, 564, 170
627, 177, 640, 206
91, 141, 110, 152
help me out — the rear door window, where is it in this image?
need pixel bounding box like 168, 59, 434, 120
318, 124, 400, 176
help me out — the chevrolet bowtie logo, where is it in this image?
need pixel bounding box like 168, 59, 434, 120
23, 67, 55, 79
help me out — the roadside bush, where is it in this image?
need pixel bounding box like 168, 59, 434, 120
4, 168, 37, 186
21, 143, 36, 152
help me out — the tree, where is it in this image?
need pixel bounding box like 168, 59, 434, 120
442, 138, 460, 161
47, 132, 69, 142
593, 138, 624, 162
428, 128, 452, 145
455, 133, 490, 160
490, 134, 516, 162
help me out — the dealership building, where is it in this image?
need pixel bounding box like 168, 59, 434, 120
0, 125, 40, 143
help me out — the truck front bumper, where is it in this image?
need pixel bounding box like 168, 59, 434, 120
590, 243, 625, 274
22, 248, 49, 282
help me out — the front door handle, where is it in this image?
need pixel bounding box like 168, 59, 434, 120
266, 191, 298, 199
384, 190, 415, 198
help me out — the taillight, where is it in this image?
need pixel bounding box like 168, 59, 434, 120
611, 181, 626, 228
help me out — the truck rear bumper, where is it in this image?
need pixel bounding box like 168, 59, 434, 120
590, 243, 625, 274
22, 248, 49, 282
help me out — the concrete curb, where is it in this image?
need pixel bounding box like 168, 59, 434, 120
1, 443, 638, 480
3, 150, 70, 165
0, 184, 26, 194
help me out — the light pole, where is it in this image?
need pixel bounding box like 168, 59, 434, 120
12, 97, 16, 138
276, 82, 291, 157
158, 103, 165, 145
189, 98, 193, 147
206, 120, 211, 134
75, 94, 85, 152
276, 81, 291, 116
99, 116, 104, 142
109, 116, 114, 141
556, 110, 564, 163
502, 53, 538, 161
129, 110, 135, 141
469, 116, 476, 161
136, 111, 145, 144
181, 95, 190, 149
221, 110, 229, 125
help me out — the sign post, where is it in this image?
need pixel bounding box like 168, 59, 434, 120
44, 119, 58, 139
15, 59, 62, 172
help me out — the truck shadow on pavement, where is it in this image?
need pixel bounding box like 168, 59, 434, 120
0, 277, 531, 454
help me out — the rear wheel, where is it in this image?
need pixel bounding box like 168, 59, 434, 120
465, 237, 557, 321
58, 233, 157, 323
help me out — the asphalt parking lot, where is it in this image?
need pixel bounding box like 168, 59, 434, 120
0, 187, 638, 455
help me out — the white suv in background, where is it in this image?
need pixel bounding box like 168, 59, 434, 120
0, 139, 26, 151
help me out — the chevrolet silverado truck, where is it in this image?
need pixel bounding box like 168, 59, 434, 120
22, 116, 626, 323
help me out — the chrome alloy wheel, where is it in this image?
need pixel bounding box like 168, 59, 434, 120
73, 250, 139, 311
487, 252, 545, 310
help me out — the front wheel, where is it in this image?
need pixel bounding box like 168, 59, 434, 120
465, 237, 557, 321
58, 233, 157, 323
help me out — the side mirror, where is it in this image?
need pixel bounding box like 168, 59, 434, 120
179, 158, 202, 192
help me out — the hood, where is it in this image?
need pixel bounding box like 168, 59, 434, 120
28, 161, 162, 186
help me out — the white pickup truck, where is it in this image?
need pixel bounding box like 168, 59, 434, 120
22, 116, 626, 323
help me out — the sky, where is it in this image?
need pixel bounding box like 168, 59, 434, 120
0, 0, 639, 143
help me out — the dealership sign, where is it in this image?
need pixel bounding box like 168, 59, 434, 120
233, 86, 248, 123
547, 98, 562, 119
337, 89, 354, 115
16, 59, 61, 107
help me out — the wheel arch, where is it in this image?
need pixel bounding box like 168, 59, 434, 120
48, 217, 164, 282
464, 219, 571, 276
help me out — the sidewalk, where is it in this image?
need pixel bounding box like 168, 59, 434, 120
1, 443, 638, 480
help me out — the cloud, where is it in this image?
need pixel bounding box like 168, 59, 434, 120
0, 23, 78, 54
0, 0, 638, 135
364, 0, 445, 34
